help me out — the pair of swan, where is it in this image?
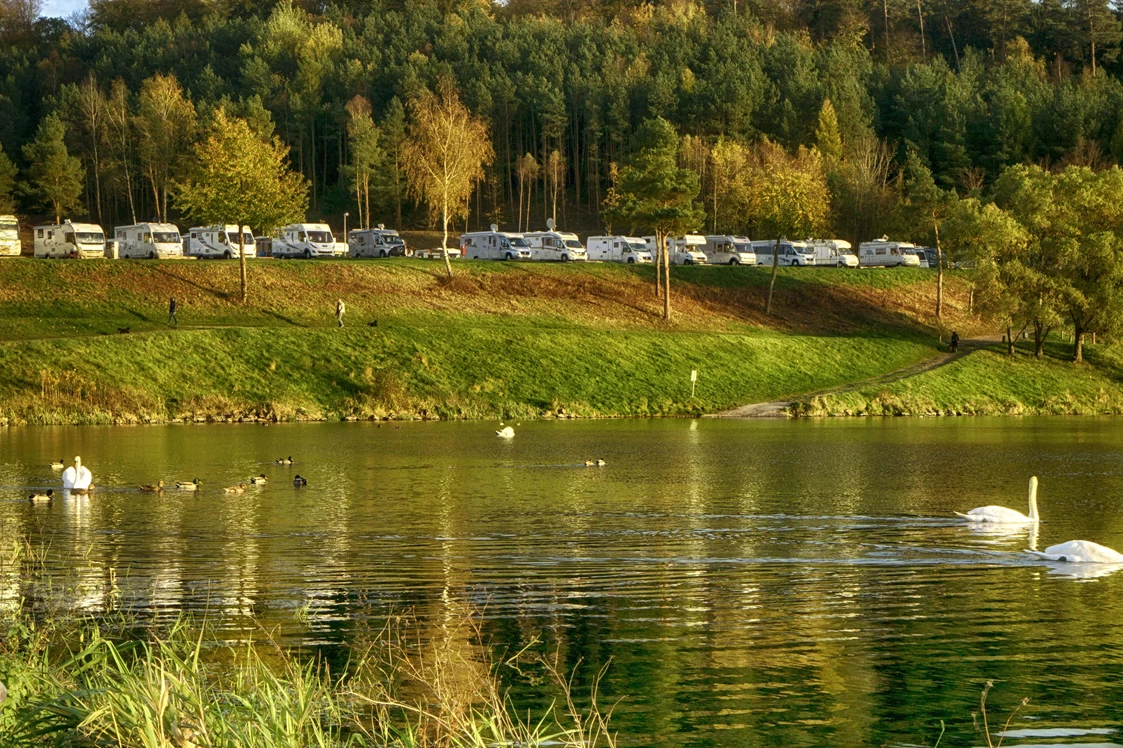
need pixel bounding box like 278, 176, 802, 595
958, 476, 1123, 564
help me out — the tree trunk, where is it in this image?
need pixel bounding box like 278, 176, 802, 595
655, 230, 663, 299
663, 243, 671, 321
934, 219, 943, 320
1034, 323, 1047, 359
1073, 321, 1085, 363
916, 0, 926, 59
1006, 325, 1014, 356
441, 192, 453, 279
239, 226, 247, 304
766, 237, 781, 315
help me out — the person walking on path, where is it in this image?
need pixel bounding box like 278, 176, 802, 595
336, 298, 345, 328
950, 330, 960, 353
167, 297, 178, 327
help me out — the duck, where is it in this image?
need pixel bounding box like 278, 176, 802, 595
249, 474, 268, 484
955, 476, 1039, 524
140, 480, 165, 493
595, 458, 606, 466
496, 426, 515, 439
292, 475, 308, 487
49, 459, 65, 470
176, 478, 201, 491
275, 456, 294, 465
224, 483, 247, 494
1026, 540, 1123, 564
28, 489, 54, 503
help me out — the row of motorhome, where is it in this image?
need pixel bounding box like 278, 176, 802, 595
3, 214, 932, 269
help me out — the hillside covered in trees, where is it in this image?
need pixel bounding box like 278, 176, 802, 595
1, 0, 1122, 244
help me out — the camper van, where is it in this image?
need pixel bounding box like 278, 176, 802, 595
586, 236, 653, 264
0, 215, 19, 256
645, 235, 707, 265
857, 238, 921, 267
807, 239, 859, 268
750, 239, 816, 266
523, 221, 588, 262
116, 223, 182, 259
459, 227, 532, 261
34, 221, 106, 259
184, 225, 256, 259
272, 223, 344, 259
703, 235, 757, 265
348, 226, 408, 258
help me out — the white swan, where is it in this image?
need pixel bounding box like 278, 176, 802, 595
61, 456, 93, 491
1026, 540, 1123, 564
955, 476, 1039, 524
496, 426, 514, 438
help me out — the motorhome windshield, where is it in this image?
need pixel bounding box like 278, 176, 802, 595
76, 232, 104, 244
242, 233, 254, 246
153, 232, 179, 243
794, 245, 813, 254
626, 242, 647, 252
507, 237, 529, 247
734, 243, 752, 253
384, 233, 404, 244
564, 240, 583, 249
0, 220, 17, 237
307, 231, 333, 243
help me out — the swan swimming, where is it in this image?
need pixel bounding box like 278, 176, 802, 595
61, 457, 93, 491
955, 476, 1039, 524
1026, 540, 1123, 564
496, 426, 514, 438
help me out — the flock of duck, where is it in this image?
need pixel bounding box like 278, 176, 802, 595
959, 476, 1123, 564
25, 451, 1121, 568
28, 455, 309, 502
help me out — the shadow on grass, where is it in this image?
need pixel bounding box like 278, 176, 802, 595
153, 266, 232, 301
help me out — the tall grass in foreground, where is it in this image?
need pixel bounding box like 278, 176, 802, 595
0, 605, 616, 748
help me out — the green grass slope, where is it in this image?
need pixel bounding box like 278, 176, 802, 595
0, 258, 974, 424
793, 340, 1123, 416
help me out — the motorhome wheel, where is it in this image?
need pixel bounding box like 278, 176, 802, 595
379, 250, 386, 258
304, 249, 312, 259
505, 252, 513, 260
561, 254, 569, 262
627, 257, 635, 264
729, 258, 739, 265
224, 250, 232, 259
149, 250, 156, 259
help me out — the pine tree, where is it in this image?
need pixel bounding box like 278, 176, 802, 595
23, 114, 85, 224
815, 98, 844, 163
0, 144, 17, 214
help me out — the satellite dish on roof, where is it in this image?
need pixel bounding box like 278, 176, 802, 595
490, 223, 499, 232
546, 217, 556, 231
378, 223, 385, 230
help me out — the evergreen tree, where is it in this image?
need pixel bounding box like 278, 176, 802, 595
815, 98, 844, 162
344, 95, 384, 231
23, 114, 85, 224
0, 144, 17, 214
603, 117, 703, 321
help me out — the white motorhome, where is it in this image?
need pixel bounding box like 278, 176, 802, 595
858, 238, 921, 267
703, 235, 757, 265
273, 223, 344, 259
0, 215, 20, 256
459, 227, 532, 261
116, 223, 182, 259
523, 220, 587, 262
348, 226, 408, 258
750, 239, 816, 266
586, 236, 653, 264
184, 225, 256, 259
646, 235, 707, 265
807, 239, 859, 268
34, 221, 106, 259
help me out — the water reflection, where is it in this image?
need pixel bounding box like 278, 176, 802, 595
3, 419, 1123, 746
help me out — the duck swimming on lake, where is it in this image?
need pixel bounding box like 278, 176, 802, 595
276, 457, 294, 465
249, 474, 267, 484
1027, 540, 1123, 564
140, 480, 165, 493
176, 478, 201, 491
49, 459, 64, 470
955, 476, 1039, 525
28, 489, 54, 503
292, 475, 307, 487
224, 483, 247, 494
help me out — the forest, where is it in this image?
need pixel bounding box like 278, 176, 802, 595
1, 0, 1123, 245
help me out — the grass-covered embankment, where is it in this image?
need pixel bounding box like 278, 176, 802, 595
792, 339, 1123, 416
0, 258, 976, 424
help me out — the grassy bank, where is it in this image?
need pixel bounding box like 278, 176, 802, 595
792, 340, 1123, 416
0, 258, 971, 425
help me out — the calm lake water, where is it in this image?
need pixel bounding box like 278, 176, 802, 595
3, 418, 1123, 747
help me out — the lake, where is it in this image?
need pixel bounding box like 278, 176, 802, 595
3, 418, 1123, 747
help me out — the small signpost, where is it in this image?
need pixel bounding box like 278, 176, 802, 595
690, 369, 698, 399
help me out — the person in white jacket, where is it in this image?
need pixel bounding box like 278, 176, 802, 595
61, 456, 93, 491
